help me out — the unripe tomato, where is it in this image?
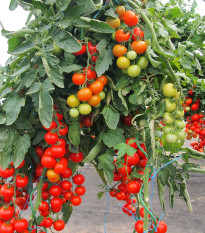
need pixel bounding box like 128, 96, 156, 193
163, 126, 172, 134
98, 91, 106, 100
137, 56, 148, 69
162, 112, 174, 125
127, 51, 137, 60
67, 95, 80, 107
117, 57, 130, 69
163, 83, 177, 97
116, 5, 125, 17
166, 134, 177, 144
165, 99, 176, 112
105, 17, 120, 29
127, 65, 141, 78
69, 108, 79, 117
79, 104, 92, 115
53, 43, 63, 56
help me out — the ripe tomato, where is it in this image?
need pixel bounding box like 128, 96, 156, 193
61, 167, 72, 179
38, 201, 49, 212
71, 196, 82, 206
67, 95, 80, 107
15, 197, 27, 206
53, 220, 65, 231
42, 182, 49, 191
191, 103, 199, 111
123, 10, 139, 26
96, 75, 107, 86
127, 181, 141, 194
42, 191, 49, 200
185, 98, 192, 105
124, 152, 139, 166
73, 174, 85, 185
135, 220, 144, 233
83, 66, 97, 80
0, 222, 14, 233
132, 27, 144, 40
116, 5, 125, 17
89, 81, 104, 94
61, 180, 72, 191
51, 145, 66, 158
64, 191, 73, 201
117, 163, 132, 175
188, 89, 194, 96
55, 112, 64, 121
75, 186, 86, 196
191, 114, 199, 122
77, 88, 92, 101
106, 17, 120, 29
35, 146, 45, 158
88, 42, 97, 54
0, 166, 15, 178
44, 217, 53, 228
43, 121, 57, 131
73, 43, 86, 56
113, 44, 127, 57
72, 73, 85, 85
79, 103, 92, 115
88, 94, 101, 106
116, 191, 126, 200
117, 57, 130, 69
115, 29, 130, 43
50, 197, 63, 209
121, 115, 133, 126
138, 157, 147, 168
35, 164, 44, 177
41, 154, 56, 168
49, 185, 62, 197
0, 206, 14, 221
54, 161, 67, 174
83, 116, 93, 127
109, 189, 117, 197
127, 65, 141, 77
113, 171, 122, 181
139, 207, 150, 218
137, 143, 147, 159
154, 221, 167, 233
70, 151, 84, 162
44, 132, 58, 145
126, 138, 138, 149
131, 41, 147, 54
16, 175, 28, 188
47, 169, 60, 183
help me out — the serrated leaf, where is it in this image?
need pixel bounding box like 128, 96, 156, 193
2, 29, 34, 38
2, 94, 25, 125
102, 128, 125, 148
164, 5, 183, 19
13, 134, 31, 168
98, 149, 115, 183
77, 0, 97, 15
22, 71, 37, 88
39, 91, 53, 128
101, 106, 120, 130
62, 204, 73, 224
114, 142, 136, 158
105, 8, 118, 18
83, 142, 104, 163
49, 26, 81, 53
60, 64, 83, 74
26, 82, 41, 95
68, 121, 81, 147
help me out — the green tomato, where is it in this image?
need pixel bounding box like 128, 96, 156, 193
165, 99, 176, 112
166, 134, 177, 144
53, 43, 63, 56
79, 104, 92, 115
69, 108, 79, 118
111, 31, 116, 41
117, 57, 130, 69
127, 65, 141, 78
162, 112, 174, 125
127, 51, 137, 60
98, 91, 106, 100
94, 103, 101, 108
163, 126, 172, 134
176, 131, 186, 141
185, 107, 190, 111
137, 56, 148, 69
175, 120, 186, 129
176, 110, 184, 118
163, 83, 177, 97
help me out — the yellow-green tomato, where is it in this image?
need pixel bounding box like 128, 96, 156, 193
162, 112, 174, 125
163, 126, 172, 134
69, 108, 79, 118
165, 99, 176, 112
137, 56, 148, 69
176, 110, 184, 118
94, 103, 101, 108
163, 83, 177, 97
166, 134, 177, 144
127, 65, 141, 78
127, 51, 137, 60
53, 43, 63, 56
176, 131, 186, 141
67, 95, 80, 108
175, 120, 186, 129
98, 91, 105, 100
111, 31, 116, 41
117, 57, 130, 69
79, 104, 92, 115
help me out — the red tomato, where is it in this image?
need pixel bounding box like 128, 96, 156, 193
0, 166, 15, 178
116, 191, 126, 200
72, 73, 86, 85
38, 201, 49, 212
83, 116, 93, 127
83, 66, 97, 80
135, 220, 144, 233
43, 121, 57, 131
49, 185, 62, 197
131, 41, 147, 54
75, 186, 86, 196
138, 158, 147, 168
35, 146, 45, 158
44, 132, 59, 145
124, 152, 139, 166
35, 164, 44, 177
51, 145, 66, 158
115, 29, 130, 43
121, 115, 133, 126
73, 174, 85, 185
0, 205, 14, 221
0, 222, 14, 233
191, 114, 199, 122
41, 154, 56, 168
89, 80, 104, 94
123, 10, 139, 26
117, 163, 132, 175
73, 42, 86, 56
69, 151, 84, 163
61, 180, 72, 191
44, 218, 53, 228
71, 196, 82, 206
16, 175, 28, 188
14, 219, 28, 232
191, 103, 199, 111
126, 138, 138, 149
137, 143, 147, 159
1, 184, 14, 198
127, 180, 141, 194
132, 27, 144, 40
50, 198, 63, 209
109, 189, 117, 197
113, 171, 122, 181
61, 167, 72, 179
53, 220, 65, 231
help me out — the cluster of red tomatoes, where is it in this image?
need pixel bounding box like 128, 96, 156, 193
66, 42, 107, 117
107, 6, 148, 77
183, 89, 204, 152
135, 219, 167, 233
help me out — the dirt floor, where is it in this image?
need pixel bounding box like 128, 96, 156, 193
61, 159, 205, 233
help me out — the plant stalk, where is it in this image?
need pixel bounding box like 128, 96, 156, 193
143, 166, 150, 232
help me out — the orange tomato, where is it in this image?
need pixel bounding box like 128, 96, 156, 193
105, 17, 120, 29
88, 95, 101, 106
47, 169, 60, 183
89, 81, 104, 94
96, 75, 108, 86
116, 6, 125, 17
113, 44, 127, 57
77, 88, 92, 101
131, 41, 147, 54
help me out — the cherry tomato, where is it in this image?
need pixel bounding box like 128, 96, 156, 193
117, 163, 132, 175
73, 42, 86, 56
89, 81, 104, 94
127, 65, 141, 78
127, 51, 137, 60
70, 151, 84, 163
137, 56, 148, 69
72, 73, 85, 85
0, 166, 15, 178
71, 196, 82, 206
132, 27, 144, 40
47, 169, 60, 183
0, 205, 14, 221
44, 132, 59, 145
16, 175, 28, 188
135, 220, 144, 233
113, 44, 127, 57
75, 185, 86, 196
117, 57, 130, 69
106, 17, 120, 29
131, 41, 147, 54
79, 103, 92, 115
77, 88, 92, 101
116, 5, 125, 17
61, 180, 72, 191
53, 220, 65, 231
14, 219, 28, 232
124, 152, 139, 166
126, 138, 137, 149
35, 146, 45, 158
73, 174, 85, 185
70, 108, 80, 117
41, 154, 56, 168
123, 10, 139, 26
51, 145, 66, 158
83, 66, 97, 80
61, 167, 72, 179
43, 121, 57, 131
115, 29, 130, 43
0, 222, 14, 233
67, 95, 80, 108
49, 185, 62, 197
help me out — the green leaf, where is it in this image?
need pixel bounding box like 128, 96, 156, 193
56, 0, 71, 11
0, 116, 6, 125
111, 90, 126, 112
96, 40, 114, 76
101, 106, 120, 130
39, 91, 53, 128
181, 148, 205, 159
2, 94, 25, 125
60, 5, 85, 29
8, 37, 25, 53
157, 176, 165, 211
9, 0, 18, 11
13, 134, 31, 168
105, 8, 118, 18
83, 142, 104, 163
179, 179, 193, 212
49, 26, 82, 53
164, 5, 183, 19
32, 131, 45, 145
60, 64, 83, 74
102, 128, 125, 148
97, 191, 105, 200
8, 40, 35, 55
68, 120, 81, 147
114, 142, 136, 158
26, 82, 41, 95
77, 0, 97, 15
62, 204, 73, 224
2, 29, 34, 38
98, 149, 115, 183
36, 216, 44, 226
42, 53, 64, 88
90, 19, 115, 34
